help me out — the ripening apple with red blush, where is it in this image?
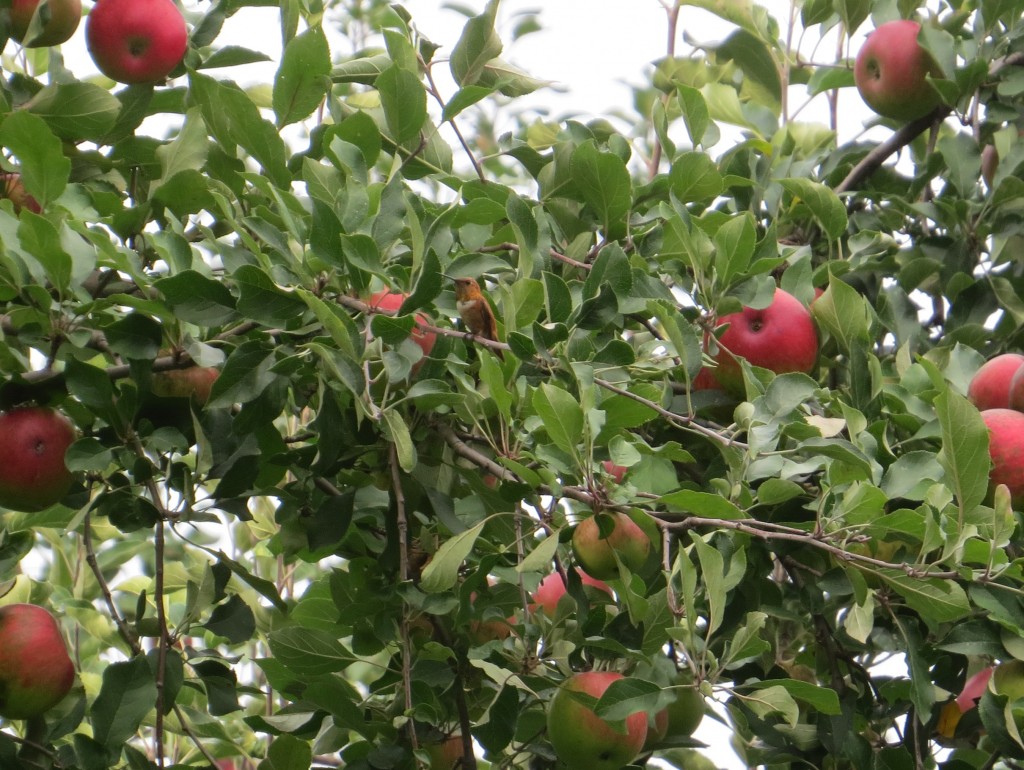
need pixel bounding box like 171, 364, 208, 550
854, 20, 945, 122
704, 288, 818, 396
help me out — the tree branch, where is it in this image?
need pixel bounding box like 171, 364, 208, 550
835, 52, 1024, 194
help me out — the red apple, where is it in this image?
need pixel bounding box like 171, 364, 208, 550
602, 460, 627, 484
982, 144, 999, 189
547, 671, 647, 770
9, 0, 81, 46
0, 407, 75, 512
531, 568, 613, 617
368, 290, 437, 362
85, 0, 187, 85
151, 366, 219, 405
981, 409, 1024, 505
0, 604, 75, 719
423, 735, 465, 770
691, 367, 720, 391
0, 173, 41, 215
571, 512, 652, 581
644, 707, 669, 749
969, 354, 1024, 411
854, 20, 944, 122
706, 288, 818, 396
467, 587, 515, 644
1006, 362, 1024, 413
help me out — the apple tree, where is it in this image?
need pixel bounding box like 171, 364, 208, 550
2, 0, 1024, 768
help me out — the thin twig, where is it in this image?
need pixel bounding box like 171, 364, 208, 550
593, 377, 746, 449
389, 443, 418, 753
84, 511, 141, 654
423, 62, 486, 183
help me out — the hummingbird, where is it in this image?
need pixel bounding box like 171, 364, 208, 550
451, 277, 502, 358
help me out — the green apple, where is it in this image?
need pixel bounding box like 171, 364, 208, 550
9, 0, 81, 47
531, 568, 613, 617
663, 681, 705, 738
547, 671, 648, 770
571, 512, 652, 581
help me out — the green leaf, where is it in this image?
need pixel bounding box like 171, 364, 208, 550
0, 110, 69, 207
154, 108, 210, 189
778, 178, 848, 241
717, 29, 781, 111
742, 685, 800, 727
595, 678, 675, 721
810, 277, 873, 355
449, 0, 502, 86
332, 53, 393, 85
517, 532, 560, 573
274, 25, 332, 127
936, 388, 990, 517
532, 383, 584, 456
267, 735, 314, 770
714, 213, 757, 289
154, 270, 238, 326
382, 409, 417, 472
692, 534, 726, 635
200, 46, 273, 70
570, 141, 632, 239
214, 551, 288, 612
669, 152, 723, 204
721, 611, 770, 667
234, 264, 308, 327
744, 679, 841, 715
881, 575, 972, 623
835, 0, 870, 35
421, 519, 488, 593
269, 627, 356, 675
65, 358, 117, 422
204, 595, 256, 644
657, 490, 747, 520
296, 288, 361, 361
377, 64, 427, 143
206, 340, 278, 408
189, 71, 290, 187
25, 82, 121, 141
443, 84, 497, 121
91, 656, 158, 748
677, 85, 711, 146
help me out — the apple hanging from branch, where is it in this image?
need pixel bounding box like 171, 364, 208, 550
0, 406, 75, 512
8, 0, 81, 47
0, 604, 75, 720
571, 512, 653, 581
704, 288, 818, 396
854, 19, 945, 122
85, 0, 188, 84
546, 671, 648, 770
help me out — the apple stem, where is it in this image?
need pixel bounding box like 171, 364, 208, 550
18, 716, 48, 767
